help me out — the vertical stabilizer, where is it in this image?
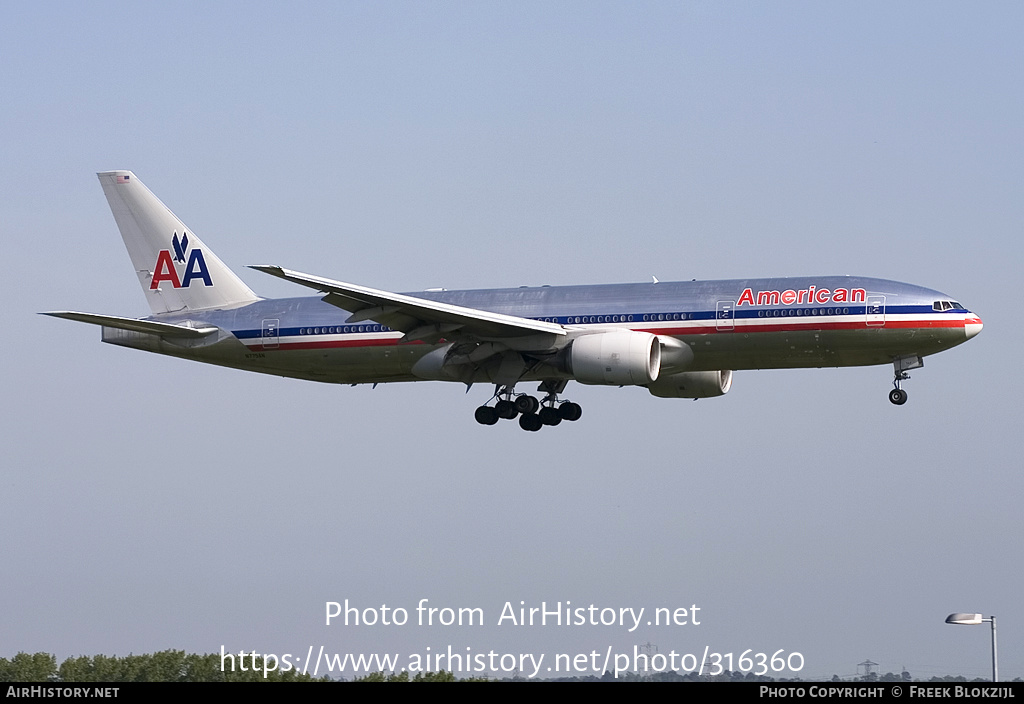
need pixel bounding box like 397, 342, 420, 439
97, 171, 260, 314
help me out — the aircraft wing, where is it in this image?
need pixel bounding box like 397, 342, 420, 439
250, 266, 566, 342
41, 311, 219, 338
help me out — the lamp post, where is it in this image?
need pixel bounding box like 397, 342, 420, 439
945, 613, 997, 682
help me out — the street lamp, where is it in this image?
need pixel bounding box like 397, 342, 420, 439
945, 613, 997, 682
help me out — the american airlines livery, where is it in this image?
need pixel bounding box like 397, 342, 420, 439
45, 171, 983, 431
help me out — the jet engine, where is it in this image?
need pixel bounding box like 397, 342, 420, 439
566, 331, 661, 386
647, 370, 733, 398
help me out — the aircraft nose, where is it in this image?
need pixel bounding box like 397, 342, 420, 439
965, 314, 983, 340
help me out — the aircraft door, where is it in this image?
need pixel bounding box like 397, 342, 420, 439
716, 301, 735, 331
262, 319, 280, 349
865, 296, 885, 327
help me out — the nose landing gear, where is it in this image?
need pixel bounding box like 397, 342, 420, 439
888, 355, 923, 405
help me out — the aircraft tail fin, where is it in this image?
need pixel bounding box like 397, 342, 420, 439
97, 171, 260, 315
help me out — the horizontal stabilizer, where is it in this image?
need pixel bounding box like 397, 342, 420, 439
41, 311, 218, 338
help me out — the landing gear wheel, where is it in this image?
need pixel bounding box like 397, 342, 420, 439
519, 413, 543, 431
495, 399, 518, 419
475, 406, 499, 425
514, 395, 539, 415
558, 402, 583, 421
539, 407, 562, 426
888, 388, 908, 405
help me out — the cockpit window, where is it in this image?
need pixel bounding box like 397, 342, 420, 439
933, 300, 965, 311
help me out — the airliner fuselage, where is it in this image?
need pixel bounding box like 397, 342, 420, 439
103, 276, 978, 381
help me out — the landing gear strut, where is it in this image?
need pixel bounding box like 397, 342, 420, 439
539, 379, 582, 425
888, 355, 922, 405
475, 384, 531, 427
474, 381, 583, 430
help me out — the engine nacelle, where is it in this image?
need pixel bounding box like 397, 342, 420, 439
568, 331, 661, 386
647, 370, 733, 398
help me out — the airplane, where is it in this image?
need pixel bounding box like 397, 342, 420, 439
44, 171, 983, 431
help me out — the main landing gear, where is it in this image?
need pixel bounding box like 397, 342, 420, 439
474, 381, 583, 431
888, 355, 923, 405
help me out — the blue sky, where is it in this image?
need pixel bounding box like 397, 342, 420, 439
2, 2, 1020, 680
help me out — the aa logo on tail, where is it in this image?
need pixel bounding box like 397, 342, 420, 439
151, 231, 212, 289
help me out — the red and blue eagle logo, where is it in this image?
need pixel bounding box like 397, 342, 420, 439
150, 232, 212, 289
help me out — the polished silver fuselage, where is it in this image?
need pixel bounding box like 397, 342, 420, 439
101, 275, 982, 386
